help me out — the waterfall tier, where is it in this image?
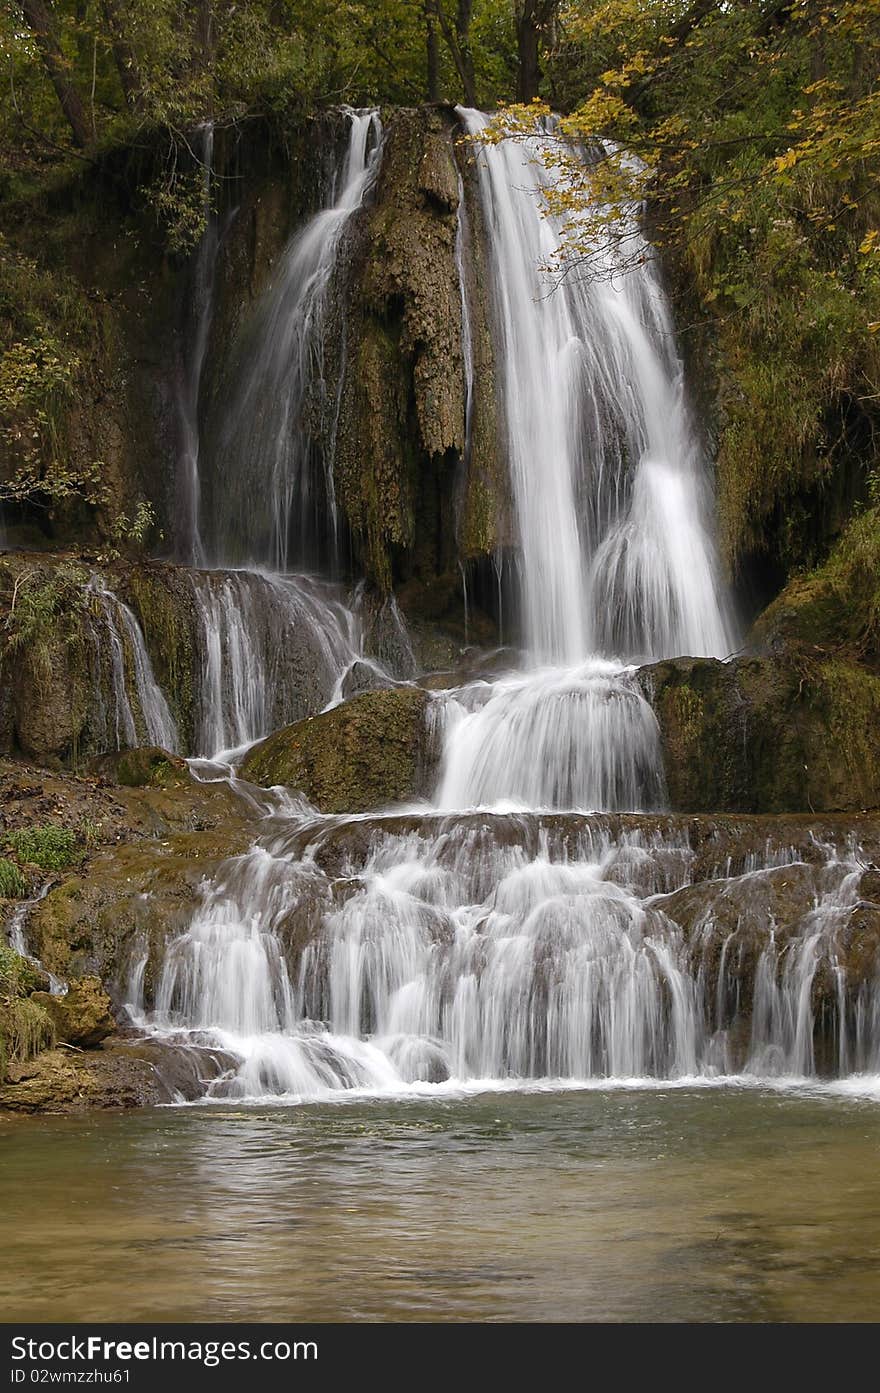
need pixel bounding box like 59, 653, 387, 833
132, 811, 880, 1098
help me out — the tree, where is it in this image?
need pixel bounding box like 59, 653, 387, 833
514, 0, 558, 101
426, 1, 441, 99
100, 0, 144, 112
436, 0, 478, 105
18, 0, 91, 147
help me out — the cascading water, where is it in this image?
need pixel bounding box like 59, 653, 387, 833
133, 816, 880, 1097
187, 569, 366, 757
87, 579, 179, 752
207, 109, 383, 572
131, 112, 880, 1102
434, 111, 735, 812
175, 121, 218, 568
457, 110, 732, 668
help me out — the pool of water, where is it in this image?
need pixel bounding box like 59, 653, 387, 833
3, 1083, 880, 1322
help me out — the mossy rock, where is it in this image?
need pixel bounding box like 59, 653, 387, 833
31, 976, 115, 1049
639, 653, 880, 813
750, 506, 880, 664
91, 746, 188, 788
239, 687, 437, 813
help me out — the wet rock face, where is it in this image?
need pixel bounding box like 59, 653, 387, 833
31, 976, 115, 1049
0, 1037, 235, 1113
240, 687, 438, 813
333, 107, 506, 593
652, 858, 880, 1072
639, 654, 880, 814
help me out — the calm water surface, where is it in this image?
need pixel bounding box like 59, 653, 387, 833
3, 1085, 880, 1322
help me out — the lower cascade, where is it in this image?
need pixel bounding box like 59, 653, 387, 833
132, 815, 880, 1096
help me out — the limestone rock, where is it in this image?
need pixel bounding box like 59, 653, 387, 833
639, 653, 880, 813
32, 976, 116, 1048
239, 687, 437, 812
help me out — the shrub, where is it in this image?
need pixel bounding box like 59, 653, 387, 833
6, 824, 79, 871
0, 857, 27, 898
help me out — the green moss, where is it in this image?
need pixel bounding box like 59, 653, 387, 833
240, 687, 434, 812
807, 660, 880, 800
0, 857, 26, 898
642, 653, 880, 814
103, 747, 187, 787
124, 568, 197, 744
752, 507, 880, 663
6, 824, 79, 871
0, 997, 55, 1073
0, 946, 54, 1074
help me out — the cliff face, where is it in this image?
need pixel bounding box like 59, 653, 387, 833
331, 106, 508, 596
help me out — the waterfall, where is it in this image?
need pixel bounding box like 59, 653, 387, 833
427, 111, 736, 812
87, 579, 179, 752
207, 109, 383, 571
457, 109, 732, 667
135, 112, 878, 1104
134, 818, 880, 1097
187, 569, 364, 757
435, 662, 665, 812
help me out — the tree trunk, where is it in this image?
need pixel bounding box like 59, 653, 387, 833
101, 0, 143, 111
20, 0, 91, 147
426, 2, 440, 101
436, 0, 477, 105
515, 2, 542, 103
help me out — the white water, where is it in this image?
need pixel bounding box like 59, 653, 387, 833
188, 569, 367, 757
128, 114, 880, 1102
209, 109, 383, 571
87, 579, 179, 752
457, 109, 731, 668
435, 112, 735, 811
175, 121, 217, 567
435, 661, 664, 812
132, 816, 880, 1098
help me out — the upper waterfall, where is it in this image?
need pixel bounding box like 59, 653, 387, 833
457, 109, 733, 668
207, 109, 383, 571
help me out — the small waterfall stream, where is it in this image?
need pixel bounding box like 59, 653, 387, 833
87, 579, 180, 752
207, 109, 383, 572
175, 120, 218, 568
187, 569, 365, 757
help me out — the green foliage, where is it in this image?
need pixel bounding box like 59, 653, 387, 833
0, 946, 54, 1072
0, 858, 28, 899
2, 561, 89, 691
5, 824, 80, 871
0, 232, 107, 515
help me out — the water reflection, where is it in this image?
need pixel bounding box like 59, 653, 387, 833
2, 1088, 879, 1322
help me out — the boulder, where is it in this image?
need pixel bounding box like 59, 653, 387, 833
639, 654, 880, 813
90, 746, 187, 788
32, 976, 116, 1048
239, 687, 437, 812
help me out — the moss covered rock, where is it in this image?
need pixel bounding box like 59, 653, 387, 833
640, 653, 880, 813
240, 687, 436, 812
334, 108, 507, 593
31, 976, 115, 1049
750, 506, 880, 665
91, 746, 188, 788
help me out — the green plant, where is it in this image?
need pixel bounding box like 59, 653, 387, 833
0, 946, 53, 1073
2, 562, 89, 691
5, 824, 79, 871
0, 857, 27, 898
